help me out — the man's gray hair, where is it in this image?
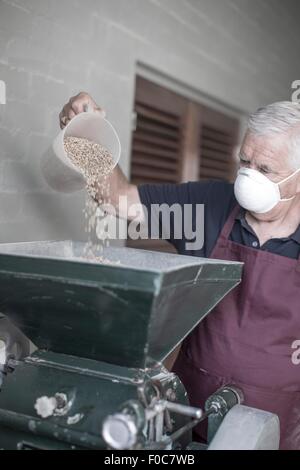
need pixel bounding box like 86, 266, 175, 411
247, 101, 300, 170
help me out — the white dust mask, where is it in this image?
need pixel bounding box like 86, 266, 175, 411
234, 167, 300, 214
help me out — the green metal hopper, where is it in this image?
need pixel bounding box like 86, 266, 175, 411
0, 241, 242, 368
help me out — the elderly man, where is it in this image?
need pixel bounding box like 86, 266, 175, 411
59, 96, 300, 450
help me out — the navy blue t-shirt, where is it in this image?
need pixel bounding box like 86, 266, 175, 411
138, 180, 300, 260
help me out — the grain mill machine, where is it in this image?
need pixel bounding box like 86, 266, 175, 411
0, 241, 280, 450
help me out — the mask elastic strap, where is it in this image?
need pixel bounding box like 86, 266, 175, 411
278, 168, 300, 202
278, 167, 300, 185
280, 195, 296, 202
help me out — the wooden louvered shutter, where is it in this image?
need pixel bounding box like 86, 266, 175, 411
130, 77, 187, 185
127, 77, 192, 253
199, 106, 239, 182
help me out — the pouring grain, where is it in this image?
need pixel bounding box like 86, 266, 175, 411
64, 135, 118, 265
64, 136, 114, 198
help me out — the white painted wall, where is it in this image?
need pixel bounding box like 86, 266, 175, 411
0, 0, 299, 242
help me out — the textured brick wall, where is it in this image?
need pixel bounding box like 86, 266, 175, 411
0, 0, 300, 242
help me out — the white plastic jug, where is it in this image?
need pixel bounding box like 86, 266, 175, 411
41, 112, 121, 193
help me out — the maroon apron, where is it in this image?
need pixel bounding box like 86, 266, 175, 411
173, 205, 300, 450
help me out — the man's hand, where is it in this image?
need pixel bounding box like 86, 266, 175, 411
59, 92, 106, 129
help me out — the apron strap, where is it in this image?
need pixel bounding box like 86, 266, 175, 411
220, 206, 300, 265
219, 204, 241, 240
